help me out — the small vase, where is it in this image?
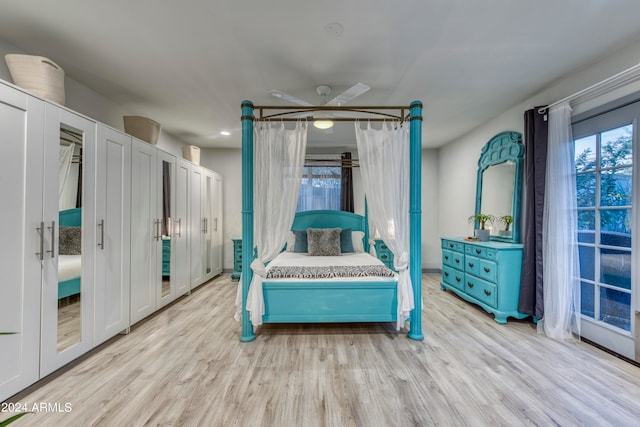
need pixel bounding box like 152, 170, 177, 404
476, 229, 490, 242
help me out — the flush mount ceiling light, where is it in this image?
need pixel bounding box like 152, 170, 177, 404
220, 131, 230, 136
313, 119, 334, 130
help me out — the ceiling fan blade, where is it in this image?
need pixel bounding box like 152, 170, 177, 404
269, 89, 314, 106
325, 82, 370, 106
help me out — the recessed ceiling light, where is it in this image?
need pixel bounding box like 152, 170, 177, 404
220, 131, 230, 136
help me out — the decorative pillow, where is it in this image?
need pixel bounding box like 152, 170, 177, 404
352, 231, 365, 253
307, 227, 341, 256
59, 226, 82, 255
286, 231, 296, 252
340, 228, 354, 253
293, 230, 308, 253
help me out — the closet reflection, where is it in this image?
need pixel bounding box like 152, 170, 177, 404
161, 160, 171, 297
57, 124, 83, 353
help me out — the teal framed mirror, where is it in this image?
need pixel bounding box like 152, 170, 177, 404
473, 131, 524, 243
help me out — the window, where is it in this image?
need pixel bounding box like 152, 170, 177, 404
296, 165, 342, 212
574, 112, 635, 332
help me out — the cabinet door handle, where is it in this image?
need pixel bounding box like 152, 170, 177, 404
484, 289, 492, 296
36, 221, 45, 260
98, 219, 105, 250
202, 218, 208, 233
467, 282, 474, 288
475, 249, 481, 254
214, 217, 218, 231
468, 262, 474, 268
176, 218, 182, 238
484, 267, 490, 273
47, 221, 55, 258
155, 219, 162, 241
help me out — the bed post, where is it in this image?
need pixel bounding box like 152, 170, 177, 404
408, 101, 424, 341
240, 101, 256, 342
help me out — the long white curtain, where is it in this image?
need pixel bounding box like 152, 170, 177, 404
355, 121, 413, 330
245, 121, 307, 326
541, 102, 581, 339
59, 143, 75, 208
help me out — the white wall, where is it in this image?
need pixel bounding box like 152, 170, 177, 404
0, 38, 185, 157
436, 39, 640, 269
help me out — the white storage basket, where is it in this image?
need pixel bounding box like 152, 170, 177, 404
123, 116, 161, 145
5, 54, 66, 105
182, 145, 201, 165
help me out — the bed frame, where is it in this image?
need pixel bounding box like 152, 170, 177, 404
240, 101, 424, 341
263, 210, 397, 323
58, 207, 81, 299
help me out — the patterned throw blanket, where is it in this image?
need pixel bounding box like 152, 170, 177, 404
266, 264, 395, 279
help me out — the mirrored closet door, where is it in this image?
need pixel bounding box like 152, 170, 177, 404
40, 104, 96, 378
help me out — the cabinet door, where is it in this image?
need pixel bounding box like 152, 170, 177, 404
190, 165, 204, 288
211, 173, 223, 276
157, 151, 176, 308
40, 103, 96, 377
0, 86, 44, 401
94, 125, 131, 345
130, 139, 159, 324
174, 159, 191, 296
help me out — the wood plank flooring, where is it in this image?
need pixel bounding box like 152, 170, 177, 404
5, 274, 640, 426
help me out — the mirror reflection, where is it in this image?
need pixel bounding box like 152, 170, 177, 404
57, 124, 83, 353
162, 160, 171, 297
481, 161, 515, 237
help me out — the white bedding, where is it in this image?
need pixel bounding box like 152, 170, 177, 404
265, 251, 397, 282
58, 254, 81, 281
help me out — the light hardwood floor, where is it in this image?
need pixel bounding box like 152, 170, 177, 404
6, 274, 640, 426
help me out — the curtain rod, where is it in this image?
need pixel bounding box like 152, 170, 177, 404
539, 61, 640, 114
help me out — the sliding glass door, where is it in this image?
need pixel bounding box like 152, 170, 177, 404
572, 100, 639, 358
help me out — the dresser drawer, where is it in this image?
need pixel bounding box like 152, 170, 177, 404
465, 245, 497, 261
442, 265, 464, 291
465, 255, 481, 276
479, 259, 497, 282
442, 239, 464, 252
464, 275, 497, 307
442, 249, 464, 271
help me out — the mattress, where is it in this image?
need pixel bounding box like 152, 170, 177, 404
59, 254, 81, 281
265, 252, 397, 282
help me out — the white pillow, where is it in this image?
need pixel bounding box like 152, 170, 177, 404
352, 231, 365, 253
286, 231, 296, 252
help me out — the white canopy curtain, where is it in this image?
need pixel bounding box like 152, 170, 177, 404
241, 120, 307, 326
355, 120, 414, 330
541, 102, 581, 340
58, 143, 75, 208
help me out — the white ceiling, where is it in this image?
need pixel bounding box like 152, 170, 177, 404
2, 0, 640, 149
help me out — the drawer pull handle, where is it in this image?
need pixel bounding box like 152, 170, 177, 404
467, 282, 474, 288
381, 245, 387, 249
444, 272, 449, 277
455, 259, 460, 264
455, 276, 461, 282
449, 243, 454, 248
484, 267, 490, 273
468, 262, 474, 268
484, 289, 492, 296
239, 254, 242, 259
444, 255, 449, 260
381, 254, 388, 259
475, 249, 481, 254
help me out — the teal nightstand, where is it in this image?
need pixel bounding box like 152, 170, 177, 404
231, 238, 242, 281
374, 239, 396, 272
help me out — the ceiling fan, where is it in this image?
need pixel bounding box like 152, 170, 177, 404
269, 82, 370, 129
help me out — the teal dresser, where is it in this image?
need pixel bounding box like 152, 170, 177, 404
231, 238, 242, 281
374, 239, 396, 272
440, 237, 528, 324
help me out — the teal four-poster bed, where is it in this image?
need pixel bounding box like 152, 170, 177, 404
239, 101, 424, 341
58, 207, 82, 299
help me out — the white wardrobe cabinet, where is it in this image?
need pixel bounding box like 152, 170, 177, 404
93, 125, 131, 346
174, 158, 192, 296
190, 165, 223, 289
0, 84, 45, 402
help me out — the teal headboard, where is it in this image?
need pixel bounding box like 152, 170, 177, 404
59, 208, 82, 226
291, 210, 370, 251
